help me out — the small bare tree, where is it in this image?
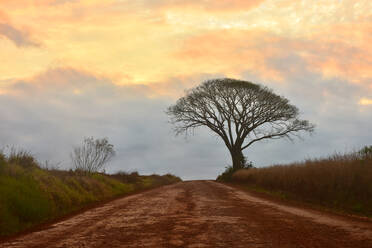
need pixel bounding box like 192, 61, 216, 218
71, 137, 115, 173
167, 78, 315, 170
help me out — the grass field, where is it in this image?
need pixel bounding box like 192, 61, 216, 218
220, 147, 372, 216
0, 150, 180, 236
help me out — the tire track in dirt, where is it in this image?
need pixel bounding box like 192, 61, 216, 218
1, 181, 372, 248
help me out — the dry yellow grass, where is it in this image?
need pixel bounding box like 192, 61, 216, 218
231, 149, 372, 216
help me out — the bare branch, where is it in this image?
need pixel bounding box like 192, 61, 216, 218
71, 137, 115, 173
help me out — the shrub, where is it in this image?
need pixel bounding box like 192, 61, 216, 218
112, 171, 141, 184
7, 148, 39, 169
217, 159, 254, 182
216, 166, 236, 182
111, 171, 181, 189
358, 145, 372, 160
0, 152, 6, 173
71, 137, 115, 173
0, 152, 5, 164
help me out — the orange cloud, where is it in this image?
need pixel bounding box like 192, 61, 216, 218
176, 24, 372, 87
0, 23, 40, 47
0, 10, 8, 21
176, 29, 298, 81
1, 0, 371, 94
359, 98, 372, 106
0, 7, 40, 47
0, 0, 71, 7
148, 0, 266, 12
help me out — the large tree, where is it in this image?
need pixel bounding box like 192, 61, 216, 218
166, 78, 315, 169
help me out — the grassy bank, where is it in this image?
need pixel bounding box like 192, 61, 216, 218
219, 147, 372, 216
0, 151, 180, 236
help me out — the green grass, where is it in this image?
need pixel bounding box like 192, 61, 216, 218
0, 174, 51, 234
0, 151, 181, 236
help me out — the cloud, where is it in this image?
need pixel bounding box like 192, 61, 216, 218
175, 28, 372, 87
50, 0, 78, 5
0, 0, 75, 7
141, 0, 265, 11
2, 0, 370, 87
359, 98, 372, 106
0, 22, 40, 47
145, 73, 225, 98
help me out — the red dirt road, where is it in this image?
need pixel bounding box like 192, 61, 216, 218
1, 181, 372, 248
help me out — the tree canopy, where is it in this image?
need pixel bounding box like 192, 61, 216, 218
167, 78, 315, 169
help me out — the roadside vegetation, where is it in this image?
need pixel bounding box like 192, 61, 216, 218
218, 146, 372, 216
0, 149, 181, 236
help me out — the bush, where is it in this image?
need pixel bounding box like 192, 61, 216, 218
358, 145, 372, 160
216, 166, 236, 182
111, 171, 181, 189
112, 171, 141, 184
0, 152, 6, 172
217, 159, 254, 182
7, 148, 39, 169
0, 152, 5, 164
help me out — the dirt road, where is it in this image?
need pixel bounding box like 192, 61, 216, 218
1, 181, 372, 248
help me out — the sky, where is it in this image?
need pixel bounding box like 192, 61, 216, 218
0, 0, 371, 180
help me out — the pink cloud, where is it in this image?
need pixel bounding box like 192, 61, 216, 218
175, 27, 372, 86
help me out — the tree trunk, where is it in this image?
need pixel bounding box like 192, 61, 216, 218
230, 147, 245, 170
